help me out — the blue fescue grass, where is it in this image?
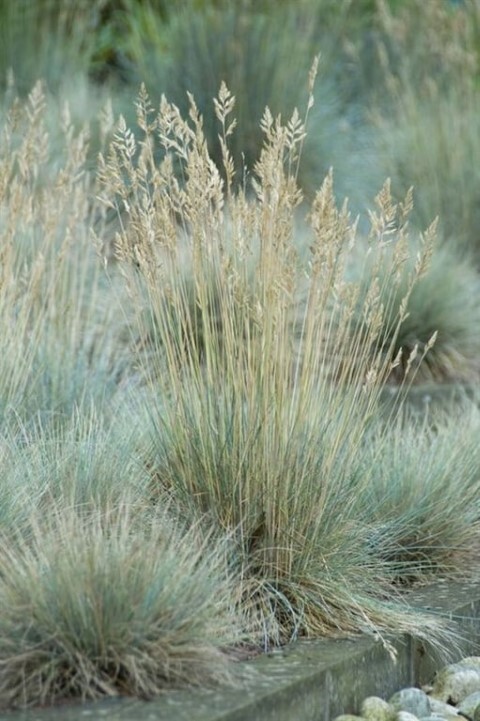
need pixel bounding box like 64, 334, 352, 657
0, 503, 245, 708
98, 85, 458, 650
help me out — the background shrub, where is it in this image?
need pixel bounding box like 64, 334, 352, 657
372, 0, 480, 257
122, 1, 367, 201
350, 235, 480, 384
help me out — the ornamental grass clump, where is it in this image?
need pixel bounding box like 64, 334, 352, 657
0, 81, 129, 432
0, 505, 243, 709
98, 83, 449, 648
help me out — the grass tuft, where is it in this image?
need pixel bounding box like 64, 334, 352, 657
0, 505, 243, 709
99, 85, 454, 648
360, 405, 480, 585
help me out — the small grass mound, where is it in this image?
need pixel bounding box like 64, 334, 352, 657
360, 405, 480, 585
0, 505, 243, 709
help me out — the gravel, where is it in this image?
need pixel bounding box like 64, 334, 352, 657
333, 656, 480, 721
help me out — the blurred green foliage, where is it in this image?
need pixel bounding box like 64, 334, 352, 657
0, 0, 107, 91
